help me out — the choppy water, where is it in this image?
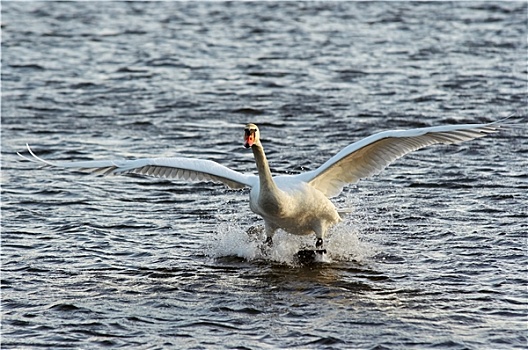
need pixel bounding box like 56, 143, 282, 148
2, 2, 527, 349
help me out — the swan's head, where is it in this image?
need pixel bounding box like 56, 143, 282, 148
243, 123, 260, 148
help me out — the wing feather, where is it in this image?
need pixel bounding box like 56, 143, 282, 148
18, 145, 257, 189
296, 120, 506, 197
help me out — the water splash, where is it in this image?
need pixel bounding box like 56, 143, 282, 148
204, 218, 377, 266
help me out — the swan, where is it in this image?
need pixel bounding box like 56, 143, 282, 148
18, 119, 507, 251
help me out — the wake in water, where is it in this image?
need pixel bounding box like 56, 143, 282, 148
204, 216, 378, 266
204, 189, 384, 266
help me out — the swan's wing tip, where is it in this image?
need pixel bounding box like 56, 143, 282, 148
17, 151, 34, 163
491, 112, 526, 127
17, 144, 118, 177
17, 144, 53, 166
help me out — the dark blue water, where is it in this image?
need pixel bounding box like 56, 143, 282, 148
2, 2, 527, 349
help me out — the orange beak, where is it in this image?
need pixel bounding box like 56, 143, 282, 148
244, 129, 255, 148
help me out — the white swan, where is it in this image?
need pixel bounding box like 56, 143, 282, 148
19, 120, 507, 250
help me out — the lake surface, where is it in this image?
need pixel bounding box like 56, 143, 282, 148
2, 2, 527, 349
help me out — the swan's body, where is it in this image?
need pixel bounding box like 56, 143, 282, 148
19, 120, 507, 249
243, 126, 341, 246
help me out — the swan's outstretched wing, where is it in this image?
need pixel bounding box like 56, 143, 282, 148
297, 120, 506, 197
18, 145, 257, 189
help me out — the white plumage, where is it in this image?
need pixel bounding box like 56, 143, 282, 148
18, 119, 506, 249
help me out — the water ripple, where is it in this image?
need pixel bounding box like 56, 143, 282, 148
2, 1, 527, 349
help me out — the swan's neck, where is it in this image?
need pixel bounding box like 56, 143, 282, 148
252, 144, 277, 191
